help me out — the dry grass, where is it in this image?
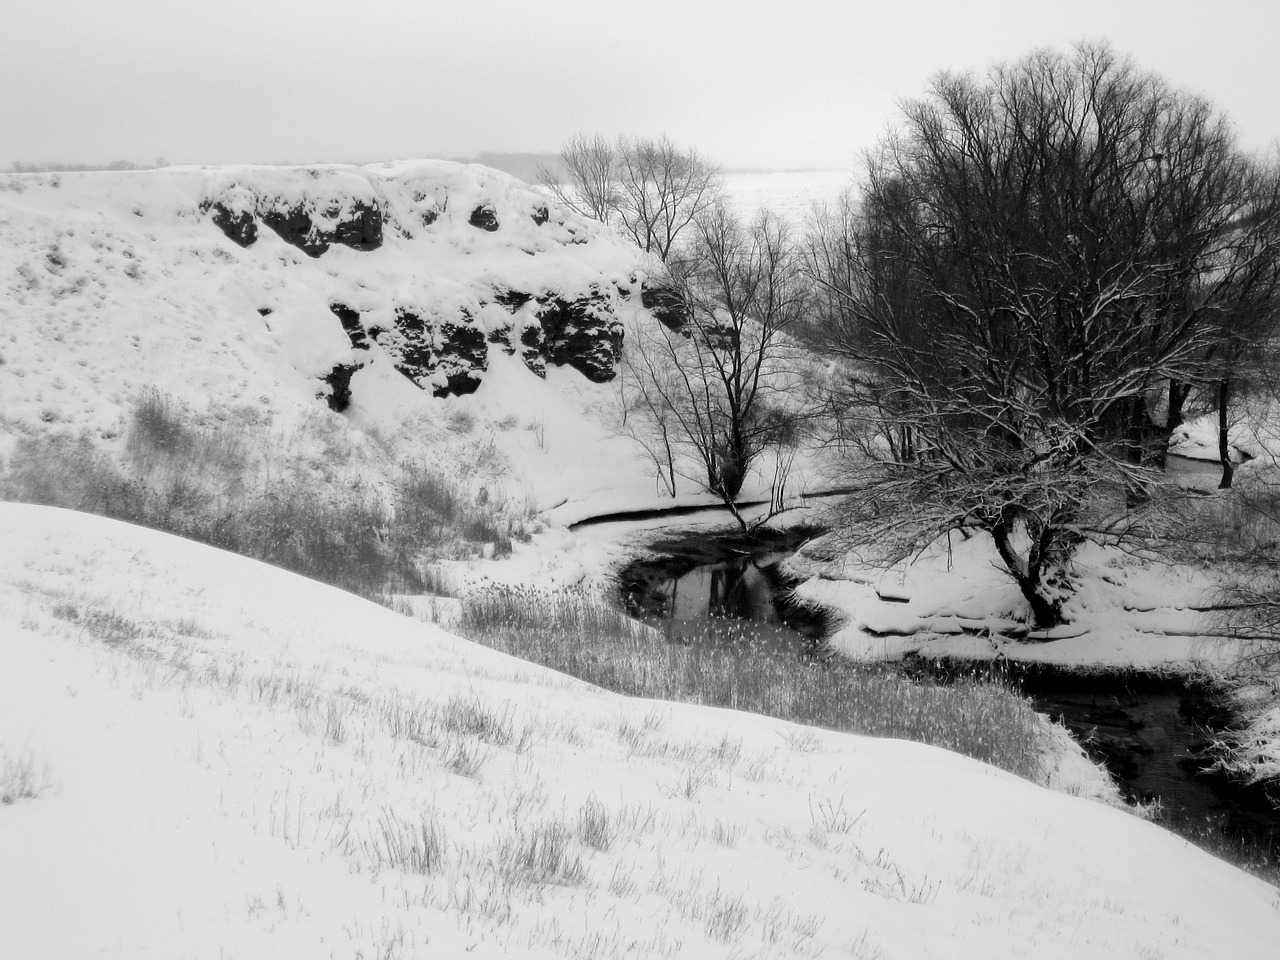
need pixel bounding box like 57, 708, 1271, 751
1, 748, 53, 804
457, 585, 1046, 781
0, 390, 532, 598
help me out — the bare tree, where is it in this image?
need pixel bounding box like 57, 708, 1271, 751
537, 133, 619, 226
808, 43, 1280, 627
615, 136, 722, 260
622, 205, 813, 528
540, 134, 722, 261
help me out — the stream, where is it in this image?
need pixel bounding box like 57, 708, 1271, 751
617, 527, 1280, 877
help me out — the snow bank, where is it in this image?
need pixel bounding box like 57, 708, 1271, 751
1, 501, 1276, 959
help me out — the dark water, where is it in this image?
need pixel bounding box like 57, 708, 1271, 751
617, 526, 826, 652
618, 532, 1280, 879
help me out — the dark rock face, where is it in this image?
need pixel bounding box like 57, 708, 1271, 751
259, 206, 328, 257
208, 197, 384, 258
493, 289, 533, 313
520, 322, 547, 377
536, 288, 623, 382
531, 204, 550, 226
319, 363, 359, 412
329, 303, 371, 350
384, 308, 488, 397
641, 279, 689, 331
469, 205, 500, 231
330, 201, 383, 251
210, 202, 257, 247
434, 322, 488, 396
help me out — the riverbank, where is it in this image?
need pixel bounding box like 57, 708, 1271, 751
783, 523, 1280, 844
604, 518, 1280, 880
434, 503, 1124, 806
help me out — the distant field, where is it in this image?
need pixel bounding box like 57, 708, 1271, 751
722, 169, 853, 224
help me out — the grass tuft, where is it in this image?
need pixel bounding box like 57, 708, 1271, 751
1, 749, 53, 804
496, 820, 589, 887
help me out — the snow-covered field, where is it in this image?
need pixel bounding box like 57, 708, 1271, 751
724, 169, 852, 224
4, 501, 1279, 959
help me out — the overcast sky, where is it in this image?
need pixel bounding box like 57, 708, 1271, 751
4, 0, 1278, 170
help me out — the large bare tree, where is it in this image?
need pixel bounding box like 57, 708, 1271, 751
808, 43, 1280, 627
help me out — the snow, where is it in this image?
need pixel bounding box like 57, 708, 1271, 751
789, 528, 1253, 671
2, 501, 1278, 959
723, 169, 853, 224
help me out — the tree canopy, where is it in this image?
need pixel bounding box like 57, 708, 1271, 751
809, 43, 1280, 626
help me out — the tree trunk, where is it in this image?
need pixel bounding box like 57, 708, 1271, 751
990, 520, 1061, 629
1218, 377, 1234, 490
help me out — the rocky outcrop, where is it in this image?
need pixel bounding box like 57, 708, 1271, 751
468, 205, 500, 232
535, 288, 623, 383
641, 278, 689, 331
318, 363, 360, 412
193, 163, 647, 400
209, 202, 257, 247
514, 322, 544, 377
203, 187, 383, 257
480, 286, 625, 382
260, 200, 383, 257
373, 308, 488, 398
329, 303, 372, 350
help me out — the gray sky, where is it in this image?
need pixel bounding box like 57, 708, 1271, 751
4, 0, 1278, 170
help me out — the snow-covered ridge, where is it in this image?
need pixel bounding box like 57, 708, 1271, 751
0, 160, 653, 434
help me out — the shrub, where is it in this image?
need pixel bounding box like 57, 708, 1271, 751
127, 387, 195, 459
1, 749, 53, 804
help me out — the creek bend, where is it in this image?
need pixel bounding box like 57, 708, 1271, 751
616, 526, 1280, 879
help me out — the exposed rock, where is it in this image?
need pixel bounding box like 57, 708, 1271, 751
469, 205, 500, 231
536, 288, 623, 382
433, 322, 488, 396
493, 289, 533, 313
329, 303, 371, 350
318, 363, 359, 412
330, 201, 383, 251
385, 308, 488, 398
486, 325, 516, 355
531, 204, 550, 226
641, 279, 689, 331
520, 322, 547, 377
260, 206, 329, 257
209, 202, 257, 247
260, 200, 383, 257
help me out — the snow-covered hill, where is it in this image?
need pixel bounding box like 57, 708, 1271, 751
0, 161, 746, 520
2, 501, 1277, 959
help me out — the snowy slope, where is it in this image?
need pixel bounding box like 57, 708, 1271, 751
0, 162, 829, 521
2, 501, 1278, 959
